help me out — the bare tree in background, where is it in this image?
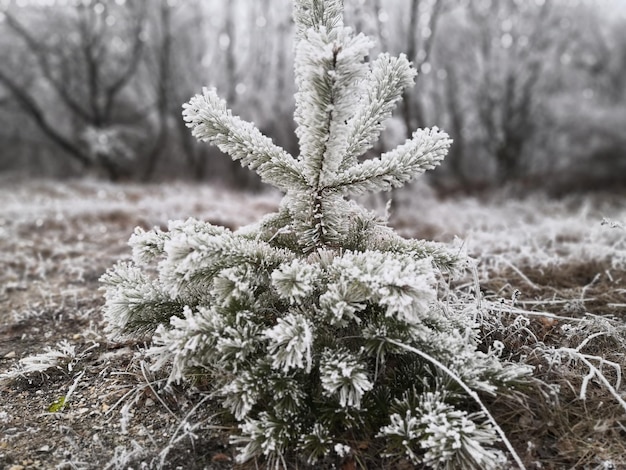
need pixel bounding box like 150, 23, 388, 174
218, 0, 263, 189
153, 0, 294, 186
141, 0, 172, 181
401, 0, 447, 137
156, 0, 213, 179
0, 0, 153, 180
466, 0, 568, 184
543, 4, 626, 192
0, 0, 622, 192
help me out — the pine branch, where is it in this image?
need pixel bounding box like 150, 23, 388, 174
293, 0, 344, 40
284, 190, 353, 251
101, 262, 187, 337
386, 340, 527, 470
330, 127, 452, 195
340, 53, 416, 170
293, 30, 341, 188
294, 29, 373, 188
118, 300, 189, 337
376, 235, 462, 272
320, 32, 374, 183
183, 88, 305, 191
160, 230, 296, 296
237, 210, 303, 253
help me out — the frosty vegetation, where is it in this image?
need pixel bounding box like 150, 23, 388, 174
0, 183, 625, 467
98, 1, 541, 468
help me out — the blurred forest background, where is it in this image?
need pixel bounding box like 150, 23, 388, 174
0, 0, 624, 196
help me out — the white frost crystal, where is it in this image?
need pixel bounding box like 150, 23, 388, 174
264, 312, 314, 373
378, 391, 507, 469
326, 250, 437, 324
320, 349, 373, 409
271, 259, 321, 304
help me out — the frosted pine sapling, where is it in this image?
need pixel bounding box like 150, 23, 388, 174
101, 1, 532, 468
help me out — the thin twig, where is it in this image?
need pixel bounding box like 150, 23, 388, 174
62, 369, 86, 412
485, 302, 588, 323
140, 360, 179, 421
575, 352, 626, 412
387, 339, 527, 470
497, 257, 539, 290
580, 273, 601, 300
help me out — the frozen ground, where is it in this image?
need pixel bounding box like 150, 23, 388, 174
0, 179, 625, 469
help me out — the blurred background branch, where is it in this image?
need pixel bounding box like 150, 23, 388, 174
0, 0, 624, 196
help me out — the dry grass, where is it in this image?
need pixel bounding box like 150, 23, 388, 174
1, 178, 625, 469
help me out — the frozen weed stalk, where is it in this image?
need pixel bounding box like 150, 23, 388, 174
101, 0, 531, 468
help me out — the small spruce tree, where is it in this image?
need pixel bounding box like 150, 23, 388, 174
102, 1, 531, 468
